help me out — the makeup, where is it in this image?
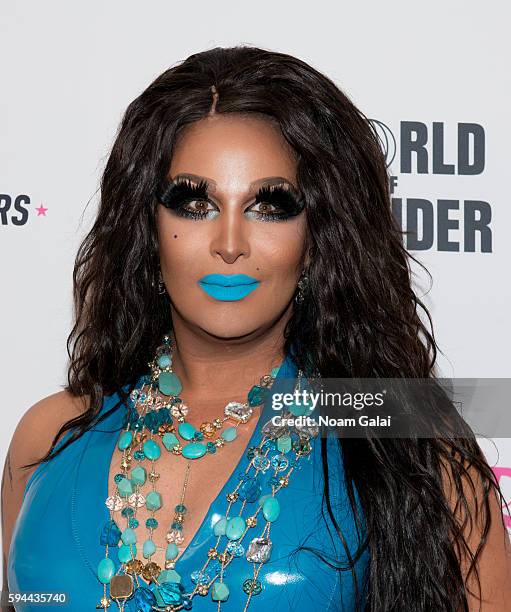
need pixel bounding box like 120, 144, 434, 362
198, 273, 261, 301
156, 177, 304, 222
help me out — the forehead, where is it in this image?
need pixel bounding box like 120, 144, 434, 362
169, 114, 298, 190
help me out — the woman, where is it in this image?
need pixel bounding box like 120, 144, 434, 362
2, 46, 510, 611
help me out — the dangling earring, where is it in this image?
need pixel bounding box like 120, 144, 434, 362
294, 268, 309, 304
157, 268, 166, 295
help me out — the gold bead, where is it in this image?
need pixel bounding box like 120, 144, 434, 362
125, 559, 143, 575
215, 438, 225, 448
174, 514, 184, 523
217, 551, 231, 564
134, 431, 147, 445
199, 422, 216, 438
164, 560, 176, 569
279, 476, 289, 487
171, 445, 183, 455
212, 418, 223, 428
148, 471, 160, 482
197, 584, 209, 596
141, 561, 161, 582
246, 516, 257, 527
95, 595, 111, 609
207, 547, 218, 559
121, 460, 131, 469
226, 492, 238, 502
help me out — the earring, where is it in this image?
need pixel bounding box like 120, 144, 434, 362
294, 268, 309, 304
157, 268, 166, 295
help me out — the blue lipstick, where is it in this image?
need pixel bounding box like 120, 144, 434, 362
198, 273, 260, 301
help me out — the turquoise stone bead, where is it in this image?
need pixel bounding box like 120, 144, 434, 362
131, 465, 147, 486
178, 422, 197, 441
182, 442, 206, 459
146, 491, 162, 511
166, 542, 179, 560
277, 434, 292, 454
289, 402, 308, 416
213, 516, 227, 536
262, 497, 280, 522
121, 527, 137, 545
117, 477, 133, 497
118, 543, 136, 563
211, 581, 230, 601
157, 353, 172, 368
247, 385, 267, 406
162, 432, 179, 451
221, 427, 237, 442
159, 569, 182, 584
158, 371, 182, 396
118, 430, 133, 451
225, 516, 246, 540
97, 557, 115, 584
258, 493, 272, 507
143, 439, 161, 460
143, 539, 157, 558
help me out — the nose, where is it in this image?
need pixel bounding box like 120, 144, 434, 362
209, 205, 250, 265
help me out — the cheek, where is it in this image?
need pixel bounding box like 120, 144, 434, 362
157, 211, 202, 273
251, 221, 306, 277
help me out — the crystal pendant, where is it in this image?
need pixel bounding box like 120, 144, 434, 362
246, 537, 273, 563
166, 529, 184, 544
224, 401, 253, 423
128, 492, 146, 507
105, 495, 123, 511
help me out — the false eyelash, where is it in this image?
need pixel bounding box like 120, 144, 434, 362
156, 177, 210, 209
253, 184, 305, 216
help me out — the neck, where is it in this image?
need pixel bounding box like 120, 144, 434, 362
167, 305, 292, 404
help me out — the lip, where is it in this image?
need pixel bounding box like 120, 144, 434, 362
198, 274, 259, 287
198, 274, 261, 302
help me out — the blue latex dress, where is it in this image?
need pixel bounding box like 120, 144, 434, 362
8, 352, 370, 611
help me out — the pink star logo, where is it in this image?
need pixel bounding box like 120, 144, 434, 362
36, 203, 48, 216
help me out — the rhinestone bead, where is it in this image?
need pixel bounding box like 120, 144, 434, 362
224, 401, 253, 423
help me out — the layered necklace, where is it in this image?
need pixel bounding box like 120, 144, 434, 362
95, 332, 317, 611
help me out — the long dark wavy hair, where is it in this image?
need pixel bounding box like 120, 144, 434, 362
21, 45, 508, 610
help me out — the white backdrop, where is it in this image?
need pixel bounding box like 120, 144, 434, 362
1, 0, 510, 540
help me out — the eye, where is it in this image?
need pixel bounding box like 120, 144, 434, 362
178, 199, 217, 219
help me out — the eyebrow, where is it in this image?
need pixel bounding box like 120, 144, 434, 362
169, 172, 301, 197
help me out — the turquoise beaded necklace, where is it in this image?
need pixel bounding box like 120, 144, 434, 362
96, 332, 317, 611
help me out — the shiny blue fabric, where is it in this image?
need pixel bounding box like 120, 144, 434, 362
8, 353, 370, 611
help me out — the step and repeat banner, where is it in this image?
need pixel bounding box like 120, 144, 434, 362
1, 0, 510, 538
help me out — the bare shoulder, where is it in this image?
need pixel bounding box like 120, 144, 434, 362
10, 389, 90, 468
1, 389, 91, 591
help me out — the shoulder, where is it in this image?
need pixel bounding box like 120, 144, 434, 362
7, 389, 90, 481
2, 389, 91, 587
